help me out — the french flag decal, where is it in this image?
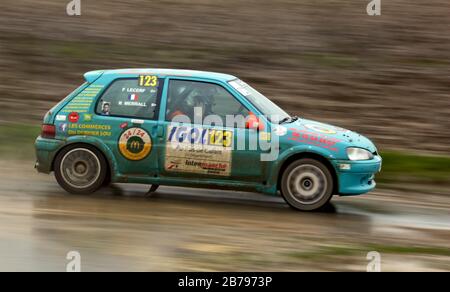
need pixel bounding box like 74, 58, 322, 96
128, 94, 139, 101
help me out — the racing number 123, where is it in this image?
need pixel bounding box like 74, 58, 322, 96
210, 130, 232, 147
139, 75, 158, 87
168, 127, 232, 147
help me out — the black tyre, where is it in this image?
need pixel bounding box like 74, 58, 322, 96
280, 158, 334, 211
54, 144, 107, 194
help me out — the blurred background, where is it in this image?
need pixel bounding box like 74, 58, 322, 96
0, 0, 449, 271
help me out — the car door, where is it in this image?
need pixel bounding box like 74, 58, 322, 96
158, 77, 264, 182
92, 76, 164, 177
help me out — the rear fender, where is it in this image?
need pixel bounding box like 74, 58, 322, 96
54, 136, 119, 178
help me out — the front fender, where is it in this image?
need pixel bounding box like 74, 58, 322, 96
266, 145, 337, 189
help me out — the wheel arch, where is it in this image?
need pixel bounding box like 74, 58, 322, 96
276, 152, 338, 195
51, 140, 115, 183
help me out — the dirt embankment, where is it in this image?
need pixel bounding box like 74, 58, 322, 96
0, 0, 449, 154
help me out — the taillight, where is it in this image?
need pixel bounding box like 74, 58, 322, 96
41, 124, 56, 139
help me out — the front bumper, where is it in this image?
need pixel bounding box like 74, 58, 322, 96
333, 155, 382, 196
35, 136, 64, 173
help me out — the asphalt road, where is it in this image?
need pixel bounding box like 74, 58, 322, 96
0, 160, 449, 271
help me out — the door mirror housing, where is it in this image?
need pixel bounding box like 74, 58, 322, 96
246, 113, 265, 131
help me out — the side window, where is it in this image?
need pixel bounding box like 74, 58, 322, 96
96, 78, 161, 119
166, 80, 249, 125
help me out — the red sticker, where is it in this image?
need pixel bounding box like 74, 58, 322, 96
68, 112, 79, 123
120, 122, 128, 129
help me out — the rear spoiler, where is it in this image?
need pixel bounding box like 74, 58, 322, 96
84, 70, 105, 83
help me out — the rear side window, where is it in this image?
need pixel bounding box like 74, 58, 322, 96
96, 78, 161, 119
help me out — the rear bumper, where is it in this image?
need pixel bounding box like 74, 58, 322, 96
35, 136, 64, 173
333, 155, 382, 196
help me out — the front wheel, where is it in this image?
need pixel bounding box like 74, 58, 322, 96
280, 158, 334, 211
54, 145, 107, 194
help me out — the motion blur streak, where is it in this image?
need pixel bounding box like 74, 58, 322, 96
0, 0, 449, 272
0, 161, 448, 272
0, 0, 449, 153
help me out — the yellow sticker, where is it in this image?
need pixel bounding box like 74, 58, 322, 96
304, 124, 337, 135
259, 132, 271, 141
138, 75, 158, 87
209, 130, 233, 147
118, 127, 152, 161
165, 125, 232, 176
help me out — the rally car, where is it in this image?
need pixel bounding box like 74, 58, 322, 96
35, 69, 382, 211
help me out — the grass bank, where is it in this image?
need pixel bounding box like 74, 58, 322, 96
0, 123, 448, 187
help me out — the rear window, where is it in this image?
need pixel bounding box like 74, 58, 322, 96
96, 78, 161, 120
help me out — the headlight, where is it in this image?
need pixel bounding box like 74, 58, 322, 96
346, 147, 374, 161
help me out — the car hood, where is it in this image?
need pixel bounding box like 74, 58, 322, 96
282, 118, 377, 155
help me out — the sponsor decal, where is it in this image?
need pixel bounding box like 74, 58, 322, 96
304, 124, 337, 135
122, 87, 146, 93
165, 125, 233, 176
167, 160, 181, 170
83, 114, 92, 122
120, 122, 129, 129
118, 127, 152, 161
61, 85, 104, 114
273, 126, 287, 136
167, 125, 233, 147
131, 119, 145, 125
68, 112, 80, 123
333, 126, 349, 132
229, 80, 251, 96
289, 128, 341, 152
67, 124, 112, 137
119, 100, 147, 107
166, 160, 229, 174
56, 115, 67, 121
259, 132, 271, 141
59, 123, 68, 133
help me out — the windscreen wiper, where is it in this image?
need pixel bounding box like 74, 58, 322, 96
279, 116, 299, 124
279, 117, 291, 124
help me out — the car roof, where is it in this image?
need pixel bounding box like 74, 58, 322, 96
84, 69, 237, 83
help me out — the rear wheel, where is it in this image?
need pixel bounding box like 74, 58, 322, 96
54, 145, 107, 194
280, 158, 334, 211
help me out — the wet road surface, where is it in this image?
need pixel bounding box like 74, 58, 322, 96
0, 160, 449, 271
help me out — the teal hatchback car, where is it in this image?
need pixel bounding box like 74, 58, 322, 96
35, 69, 381, 211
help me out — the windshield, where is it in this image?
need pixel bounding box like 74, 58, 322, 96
228, 79, 290, 123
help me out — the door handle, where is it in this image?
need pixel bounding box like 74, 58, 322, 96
156, 124, 165, 137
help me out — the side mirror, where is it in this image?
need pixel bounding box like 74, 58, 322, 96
245, 113, 265, 131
